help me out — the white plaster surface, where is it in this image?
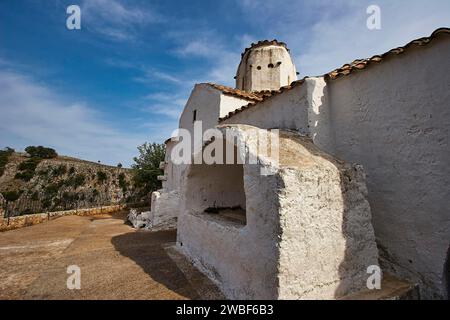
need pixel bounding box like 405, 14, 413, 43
323, 38, 450, 299
148, 190, 179, 231
157, 84, 252, 233
179, 84, 222, 135
236, 45, 297, 92
159, 33, 450, 299
222, 84, 309, 134
177, 125, 379, 299
222, 36, 450, 299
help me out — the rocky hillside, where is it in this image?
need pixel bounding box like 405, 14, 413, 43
0, 150, 147, 216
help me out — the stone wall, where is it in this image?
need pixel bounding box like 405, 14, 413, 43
0, 204, 127, 232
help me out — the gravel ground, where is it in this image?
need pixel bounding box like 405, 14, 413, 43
0, 212, 222, 300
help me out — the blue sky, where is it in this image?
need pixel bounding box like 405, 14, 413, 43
0, 0, 449, 166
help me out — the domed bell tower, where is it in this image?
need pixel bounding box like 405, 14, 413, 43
235, 40, 298, 93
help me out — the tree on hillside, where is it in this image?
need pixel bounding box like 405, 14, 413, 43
2, 191, 20, 202
132, 143, 165, 196
25, 146, 57, 159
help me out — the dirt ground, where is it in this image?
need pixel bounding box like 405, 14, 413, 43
0, 212, 223, 300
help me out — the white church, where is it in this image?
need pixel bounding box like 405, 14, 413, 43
135, 28, 450, 300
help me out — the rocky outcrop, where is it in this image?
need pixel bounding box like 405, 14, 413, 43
127, 190, 178, 231
127, 209, 151, 229
0, 153, 146, 216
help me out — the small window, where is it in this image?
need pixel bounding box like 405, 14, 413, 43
268, 63, 274, 68
193, 110, 197, 122
277, 61, 282, 66
257, 66, 261, 70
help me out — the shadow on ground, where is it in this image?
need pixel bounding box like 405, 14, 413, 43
111, 229, 200, 299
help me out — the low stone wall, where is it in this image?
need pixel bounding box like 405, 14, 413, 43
0, 204, 127, 232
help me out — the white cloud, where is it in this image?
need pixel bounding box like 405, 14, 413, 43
81, 0, 164, 41
0, 68, 170, 167
133, 68, 183, 85
141, 92, 187, 120
236, 0, 450, 77
175, 40, 215, 58
170, 30, 251, 86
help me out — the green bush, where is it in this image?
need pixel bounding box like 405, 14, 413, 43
15, 170, 35, 182
25, 146, 57, 159
41, 198, 51, 209
16, 157, 42, 181
37, 169, 49, 176
68, 173, 85, 188
18, 158, 40, 171
2, 190, 21, 202
62, 192, 79, 203
52, 164, 67, 176
118, 173, 128, 192
132, 142, 165, 194
45, 183, 59, 196
97, 171, 108, 184
68, 166, 75, 175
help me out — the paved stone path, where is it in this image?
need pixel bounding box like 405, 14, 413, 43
0, 212, 222, 300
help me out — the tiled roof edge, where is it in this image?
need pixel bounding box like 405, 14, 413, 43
326, 27, 450, 80
240, 40, 290, 58
204, 83, 264, 102
219, 27, 450, 123
219, 77, 309, 122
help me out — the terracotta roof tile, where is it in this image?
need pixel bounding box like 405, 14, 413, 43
219, 27, 450, 123
240, 40, 290, 58
219, 78, 308, 122
327, 27, 450, 80
206, 83, 264, 102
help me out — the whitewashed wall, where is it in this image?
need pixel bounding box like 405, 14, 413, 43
221, 84, 310, 134
222, 35, 450, 299
326, 37, 450, 299
179, 84, 222, 134
156, 85, 251, 229
236, 45, 297, 92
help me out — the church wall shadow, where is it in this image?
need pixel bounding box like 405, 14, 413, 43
111, 229, 200, 299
